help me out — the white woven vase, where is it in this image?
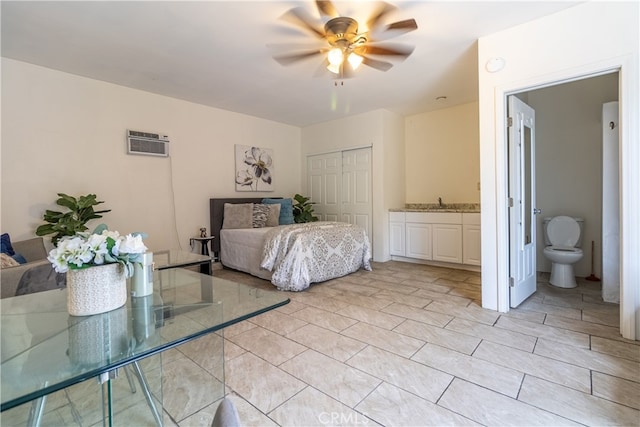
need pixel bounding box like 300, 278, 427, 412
67, 263, 127, 316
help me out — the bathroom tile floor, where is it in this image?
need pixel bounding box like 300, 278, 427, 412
4, 261, 638, 426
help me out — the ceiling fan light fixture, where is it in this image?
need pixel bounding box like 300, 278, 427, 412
327, 48, 344, 66
274, 1, 418, 78
327, 63, 341, 74
347, 53, 363, 70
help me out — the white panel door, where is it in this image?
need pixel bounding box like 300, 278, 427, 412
307, 152, 341, 222
342, 148, 373, 242
508, 96, 538, 308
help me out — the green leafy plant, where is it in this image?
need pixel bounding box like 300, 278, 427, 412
292, 194, 318, 223
36, 193, 111, 245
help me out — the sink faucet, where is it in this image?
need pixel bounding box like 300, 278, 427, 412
438, 197, 443, 207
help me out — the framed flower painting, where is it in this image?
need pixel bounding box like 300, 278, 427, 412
235, 145, 274, 192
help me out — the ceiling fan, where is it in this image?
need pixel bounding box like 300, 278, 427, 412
273, 0, 418, 79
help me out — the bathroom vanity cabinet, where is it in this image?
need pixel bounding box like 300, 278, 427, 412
390, 211, 480, 268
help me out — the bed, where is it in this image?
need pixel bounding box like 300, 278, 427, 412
209, 197, 372, 291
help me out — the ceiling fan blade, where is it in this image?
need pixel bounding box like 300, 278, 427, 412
280, 7, 326, 39
366, 2, 396, 32
273, 50, 325, 66
385, 18, 418, 33
315, 0, 339, 18
361, 56, 394, 72
355, 43, 415, 58
368, 18, 418, 42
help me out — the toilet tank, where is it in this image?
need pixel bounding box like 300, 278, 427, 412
543, 217, 584, 247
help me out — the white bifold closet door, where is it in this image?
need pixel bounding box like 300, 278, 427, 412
307, 147, 373, 246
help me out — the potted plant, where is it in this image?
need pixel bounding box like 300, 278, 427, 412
36, 193, 111, 245
292, 194, 318, 223
47, 225, 148, 316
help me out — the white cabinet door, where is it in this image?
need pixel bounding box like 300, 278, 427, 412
389, 222, 405, 256
406, 223, 432, 260
463, 225, 482, 265
433, 224, 462, 263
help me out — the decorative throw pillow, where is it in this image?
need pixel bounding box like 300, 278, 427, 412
222, 203, 254, 229
252, 204, 270, 228
261, 198, 294, 225
1, 233, 15, 256
0, 253, 20, 268
266, 203, 281, 227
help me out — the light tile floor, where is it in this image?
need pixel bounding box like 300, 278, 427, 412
4, 261, 639, 426
188, 261, 639, 427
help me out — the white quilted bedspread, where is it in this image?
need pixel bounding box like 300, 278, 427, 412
260, 222, 372, 291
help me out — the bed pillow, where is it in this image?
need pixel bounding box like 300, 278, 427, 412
262, 198, 294, 225
252, 204, 270, 228
222, 203, 253, 229
265, 203, 281, 227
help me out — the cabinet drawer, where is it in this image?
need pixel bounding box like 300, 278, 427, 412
405, 212, 462, 224
389, 211, 406, 222
463, 213, 481, 225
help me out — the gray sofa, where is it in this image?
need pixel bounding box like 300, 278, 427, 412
1, 237, 66, 298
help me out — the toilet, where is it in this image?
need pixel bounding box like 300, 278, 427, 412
543, 216, 584, 288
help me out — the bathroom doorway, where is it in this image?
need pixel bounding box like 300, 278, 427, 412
509, 72, 619, 302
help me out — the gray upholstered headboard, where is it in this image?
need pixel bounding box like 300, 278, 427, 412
209, 197, 282, 260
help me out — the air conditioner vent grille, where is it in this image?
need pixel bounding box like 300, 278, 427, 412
129, 130, 162, 139
126, 129, 169, 157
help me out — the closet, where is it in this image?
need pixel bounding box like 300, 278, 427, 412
307, 147, 373, 246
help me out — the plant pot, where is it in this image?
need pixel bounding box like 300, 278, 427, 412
66, 263, 127, 316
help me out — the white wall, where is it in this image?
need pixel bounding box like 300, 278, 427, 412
478, 1, 639, 339
1, 58, 301, 252
405, 102, 480, 204
526, 74, 618, 277
301, 109, 405, 262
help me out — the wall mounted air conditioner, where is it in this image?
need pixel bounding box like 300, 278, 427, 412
127, 130, 170, 157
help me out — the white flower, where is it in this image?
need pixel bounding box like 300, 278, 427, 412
118, 234, 146, 254
47, 228, 148, 278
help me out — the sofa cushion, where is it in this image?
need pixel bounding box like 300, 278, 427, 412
15, 264, 66, 296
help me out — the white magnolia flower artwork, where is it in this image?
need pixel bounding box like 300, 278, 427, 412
235, 144, 274, 192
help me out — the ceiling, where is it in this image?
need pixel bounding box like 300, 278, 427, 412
1, 1, 579, 127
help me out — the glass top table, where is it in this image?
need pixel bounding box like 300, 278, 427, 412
153, 249, 213, 274
0, 268, 289, 412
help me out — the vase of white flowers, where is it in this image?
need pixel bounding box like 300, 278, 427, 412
48, 225, 148, 316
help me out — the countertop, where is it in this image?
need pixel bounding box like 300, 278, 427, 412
390, 203, 481, 213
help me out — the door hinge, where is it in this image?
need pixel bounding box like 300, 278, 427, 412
508, 197, 514, 207
509, 277, 515, 287
507, 117, 513, 127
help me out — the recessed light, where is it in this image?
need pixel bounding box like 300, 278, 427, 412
436, 96, 447, 101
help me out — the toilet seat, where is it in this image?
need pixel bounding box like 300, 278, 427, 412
545, 245, 582, 253
547, 216, 580, 248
